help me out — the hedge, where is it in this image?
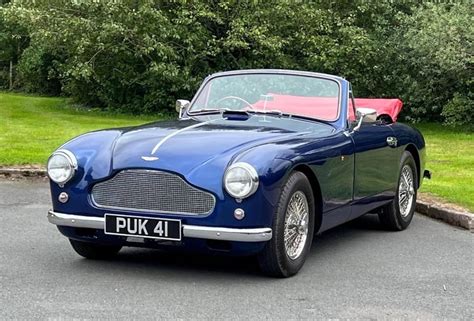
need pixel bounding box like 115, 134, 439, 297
0, 1, 472, 126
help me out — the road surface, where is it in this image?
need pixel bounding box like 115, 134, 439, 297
0, 180, 472, 319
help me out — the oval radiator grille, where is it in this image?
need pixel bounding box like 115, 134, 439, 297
91, 170, 215, 215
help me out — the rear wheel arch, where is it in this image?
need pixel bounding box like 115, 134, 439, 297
378, 150, 417, 231
404, 144, 420, 189
292, 164, 323, 233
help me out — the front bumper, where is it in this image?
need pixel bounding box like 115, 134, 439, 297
48, 210, 272, 243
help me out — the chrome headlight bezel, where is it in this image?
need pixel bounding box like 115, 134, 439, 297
224, 162, 259, 199
47, 149, 78, 186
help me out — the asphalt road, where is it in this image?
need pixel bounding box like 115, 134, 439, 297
0, 180, 472, 319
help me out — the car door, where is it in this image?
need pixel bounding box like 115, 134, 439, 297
352, 123, 398, 200
348, 92, 399, 218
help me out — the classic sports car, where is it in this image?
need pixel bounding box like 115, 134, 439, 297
47, 69, 430, 277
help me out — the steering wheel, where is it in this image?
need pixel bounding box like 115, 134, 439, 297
216, 96, 254, 110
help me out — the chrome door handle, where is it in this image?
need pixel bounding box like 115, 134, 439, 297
386, 136, 398, 147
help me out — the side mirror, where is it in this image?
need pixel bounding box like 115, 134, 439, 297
176, 99, 190, 119
353, 107, 377, 131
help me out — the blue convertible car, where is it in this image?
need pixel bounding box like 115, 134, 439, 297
47, 69, 429, 277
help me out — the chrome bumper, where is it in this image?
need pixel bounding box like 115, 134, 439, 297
48, 211, 272, 242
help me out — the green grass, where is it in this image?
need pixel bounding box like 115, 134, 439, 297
416, 123, 474, 211
1, 92, 472, 211
0, 92, 156, 165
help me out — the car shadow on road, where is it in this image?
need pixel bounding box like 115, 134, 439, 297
70, 214, 388, 279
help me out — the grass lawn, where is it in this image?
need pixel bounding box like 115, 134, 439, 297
416, 123, 473, 212
0, 92, 156, 165
1, 92, 472, 211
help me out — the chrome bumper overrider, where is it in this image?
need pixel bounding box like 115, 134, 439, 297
47, 211, 272, 242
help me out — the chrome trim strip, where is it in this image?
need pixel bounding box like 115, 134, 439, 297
150, 119, 218, 155
47, 211, 272, 242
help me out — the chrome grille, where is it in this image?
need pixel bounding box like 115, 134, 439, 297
91, 170, 215, 215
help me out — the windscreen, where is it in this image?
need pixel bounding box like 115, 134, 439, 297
190, 74, 340, 121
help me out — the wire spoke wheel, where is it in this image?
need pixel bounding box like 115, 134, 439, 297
258, 171, 314, 277
398, 165, 414, 218
284, 191, 309, 260
378, 151, 417, 231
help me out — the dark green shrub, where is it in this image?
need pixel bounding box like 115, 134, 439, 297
0, 0, 471, 125
442, 94, 474, 129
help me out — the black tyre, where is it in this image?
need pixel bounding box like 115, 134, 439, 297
69, 239, 122, 260
258, 171, 315, 277
378, 151, 418, 231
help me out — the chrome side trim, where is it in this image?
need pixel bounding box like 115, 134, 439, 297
47, 211, 272, 242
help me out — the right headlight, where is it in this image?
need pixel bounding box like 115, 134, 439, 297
47, 149, 77, 186
224, 162, 259, 199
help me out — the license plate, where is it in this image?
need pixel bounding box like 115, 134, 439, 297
104, 214, 181, 241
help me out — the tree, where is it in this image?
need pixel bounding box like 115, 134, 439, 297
0, 0, 471, 125
0, 7, 28, 90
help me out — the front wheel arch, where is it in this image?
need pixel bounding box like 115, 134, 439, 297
258, 171, 316, 277
292, 164, 323, 234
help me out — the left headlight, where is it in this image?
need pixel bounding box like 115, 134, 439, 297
224, 162, 259, 199
47, 149, 77, 186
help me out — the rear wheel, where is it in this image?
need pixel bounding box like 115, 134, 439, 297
69, 239, 122, 259
378, 151, 418, 231
258, 172, 315, 277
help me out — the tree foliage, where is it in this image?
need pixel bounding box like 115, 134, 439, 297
0, 0, 472, 125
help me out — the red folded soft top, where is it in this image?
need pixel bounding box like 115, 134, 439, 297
252, 94, 403, 122
353, 98, 403, 122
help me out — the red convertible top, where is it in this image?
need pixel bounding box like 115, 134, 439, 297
353, 98, 403, 122
251, 94, 403, 122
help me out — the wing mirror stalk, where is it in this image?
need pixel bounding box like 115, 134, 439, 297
176, 99, 190, 119
352, 107, 377, 132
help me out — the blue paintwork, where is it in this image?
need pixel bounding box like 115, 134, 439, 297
49, 69, 426, 255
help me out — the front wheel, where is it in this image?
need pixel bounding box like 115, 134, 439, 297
258, 172, 315, 277
378, 151, 418, 231
69, 239, 122, 260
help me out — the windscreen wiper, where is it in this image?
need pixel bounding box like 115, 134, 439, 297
248, 109, 331, 124
188, 108, 223, 115
247, 109, 284, 117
